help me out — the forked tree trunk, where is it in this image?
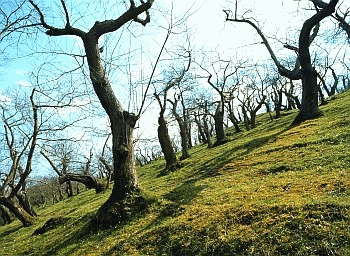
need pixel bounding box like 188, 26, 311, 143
80, 36, 141, 229
16, 190, 37, 217
292, 68, 321, 124
249, 95, 266, 129
29, 0, 155, 229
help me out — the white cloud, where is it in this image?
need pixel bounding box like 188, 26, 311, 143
15, 70, 29, 76
16, 80, 32, 87
0, 94, 12, 105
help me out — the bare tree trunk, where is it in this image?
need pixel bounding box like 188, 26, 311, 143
169, 98, 190, 160
292, 1, 338, 124
29, 0, 155, 228
59, 173, 106, 193
242, 106, 251, 131
194, 114, 207, 143
0, 197, 32, 226
212, 102, 228, 147
154, 91, 180, 171
250, 96, 266, 129
65, 180, 73, 198
157, 113, 180, 171
16, 189, 37, 217
274, 89, 283, 119
187, 118, 193, 149
0, 205, 13, 225
292, 67, 321, 124
202, 115, 212, 148
227, 104, 242, 133
329, 67, 338, 95
179, 122, 190, 160
318, 83, 327, 105
58, 187, 63, 201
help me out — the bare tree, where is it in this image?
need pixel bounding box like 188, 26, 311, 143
237, 85, 266, 131
311, 0, 350, 38
154, 86, 180, 172
0, 1, 37, 44
168, 94, 190, 160
198, 55, 243, 146
224, 0, 339, 125
29, 0, 157, 228
41, 144, 106, 194
0, 89, 39, 226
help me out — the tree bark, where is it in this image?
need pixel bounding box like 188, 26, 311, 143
65, 180, 73, 198
81, 31, 141, 228
202, 115, 212, 148
0, 197, 32, 226
212, 102, 228, 147
194, 114, 206, 143
157, 113, 179, 171
241, 105, 250, 131
274, 89, 283, 119
59, 173, 106, 193
154, 91, 179, 172
0, 205, 13, 225
227, 102, 242, 133
16, 188, 37, 217
30, 0, 156, 229
329, 67, 338, 96
249, 96, 266, 129
292, 0, 338, 124
169, 98, 190, 160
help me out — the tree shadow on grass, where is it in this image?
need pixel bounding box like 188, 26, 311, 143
40, 213, 96, 256
40, 193, 157, 256
0, 224, 22, 240
192, 126, 293, 181
102, 179, 207, 255
102, 124, 296, 255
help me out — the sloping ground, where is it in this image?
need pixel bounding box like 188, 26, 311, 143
1, 91, 350, 255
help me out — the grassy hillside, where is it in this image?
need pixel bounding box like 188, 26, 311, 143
1, 91, 350, 255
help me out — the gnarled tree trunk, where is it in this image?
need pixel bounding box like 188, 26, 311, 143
16, 187, 37, 217
157, 113, 179, 171
0, 197, 32, 226
212, 102, 228, 147
30, 0, 156, 228
0, 205, 13, 225
169, 97, 190, 160
59, 173, 106, 193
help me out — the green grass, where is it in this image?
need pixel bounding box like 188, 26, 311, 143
1, 92, 350, 255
